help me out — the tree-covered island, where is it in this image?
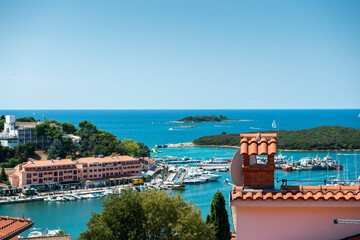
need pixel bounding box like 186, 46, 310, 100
168, 115, 252, 123
192, 126, 360, 151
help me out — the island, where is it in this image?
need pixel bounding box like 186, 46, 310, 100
168, 115, 252, 123
192, 126, 360, 151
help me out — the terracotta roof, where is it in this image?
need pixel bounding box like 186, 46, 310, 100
23, 159, 76, 168
22, 156, 139, 168
231, 185, 360, 201
240, 133, 277, 155
140, 157, 156, 163
77, 155, 139, 164
0, 216, 35, 240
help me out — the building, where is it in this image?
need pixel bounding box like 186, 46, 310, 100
0, 216, 35, 240
229, 133, 360, 240
139, 157, 156, 171
0, 115, 61, 149
9, 155, 142, 189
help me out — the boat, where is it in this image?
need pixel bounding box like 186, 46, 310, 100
55, 196, 65, 201
163, 182, 185, 190
272, 120, 277, 129
195, 157, 231, 167
216, 168, 229, 172
28, 230, 43, 238
282, 165, 292, 171
169, 128, 173, 131
44, 196, 56, 202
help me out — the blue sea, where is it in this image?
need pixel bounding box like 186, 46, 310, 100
0, 109, 359, 238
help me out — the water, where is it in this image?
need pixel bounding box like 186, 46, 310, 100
0, 109, 359, 238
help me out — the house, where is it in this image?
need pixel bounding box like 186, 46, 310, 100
229, 133, 360, 240
0, 216, 35, 240
0, 115, 62, 149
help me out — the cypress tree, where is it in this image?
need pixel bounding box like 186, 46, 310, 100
207, 190, 231, 240
0, 167, 8, 182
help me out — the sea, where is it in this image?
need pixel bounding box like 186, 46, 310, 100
0, 109, 359, 238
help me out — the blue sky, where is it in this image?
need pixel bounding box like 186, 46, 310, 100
0, 0, 359, 109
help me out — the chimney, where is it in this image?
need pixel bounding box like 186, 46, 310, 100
240, 133, 277, 189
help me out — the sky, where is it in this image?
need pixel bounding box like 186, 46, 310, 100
0, 0, 359, 109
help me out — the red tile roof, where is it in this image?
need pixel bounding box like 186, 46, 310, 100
0, 216, 35, 240
240, 133, 277, 155
231, 185, 360, 201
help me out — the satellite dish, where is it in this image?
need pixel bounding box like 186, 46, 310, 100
230, 149, 243, 186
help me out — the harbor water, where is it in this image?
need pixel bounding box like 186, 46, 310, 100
0, 109, 359, 238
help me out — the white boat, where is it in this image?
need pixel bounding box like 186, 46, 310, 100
55, 196, 65, 202
195, 157, 231, 167
169, 128, 173, 130
44, 196, 56, 202
272, 119, 277, 129
206, 173, 222, 181
46, 228, 61, 236
28, 230, 43, 237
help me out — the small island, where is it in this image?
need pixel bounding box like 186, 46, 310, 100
192, 126, 360, 151
168, 115, 252, 123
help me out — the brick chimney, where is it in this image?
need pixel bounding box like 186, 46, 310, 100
240, 133, 277, 189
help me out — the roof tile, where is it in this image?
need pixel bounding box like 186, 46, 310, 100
231, 185, 360, 201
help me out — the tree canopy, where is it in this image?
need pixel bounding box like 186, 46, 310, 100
193, 126, 360, 151
16, 117, 37, 122
178, 115, 228, 123
60, 122, 78, 134
79, 189, 215, 240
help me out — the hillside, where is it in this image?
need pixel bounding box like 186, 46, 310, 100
192, 126, 360, 151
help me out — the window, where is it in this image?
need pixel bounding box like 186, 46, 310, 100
39, 179, 43, 183
64, 171, 67, 173
54, 177, 57, 182
44, 172, 47, 175
73, 176, 77, 180
27, 174, 31, 178
33, 173, 37, 176
59, 171, 63, 176
27, 180, 31, 184
39, 173, 43, 177
83, 175, 87, 178
59, 177, 63, 181
83, 170, 87, 172
54, 172, 58, 176
73, 170, 77, 174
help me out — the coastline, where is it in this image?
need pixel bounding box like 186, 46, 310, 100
157, 142, 359, 152
166, 119, 253, 124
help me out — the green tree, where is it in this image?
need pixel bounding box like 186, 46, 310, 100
79, 189, 214, 240
0, 118, 5, 131
206, 190, 231, 240
122, 139, 140, 157
16, 117, 37, 122
0, 167, 8, 183
61, 122, 78, 134
47, 139, 63, 159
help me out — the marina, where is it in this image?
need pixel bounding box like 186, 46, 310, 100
0, 109, 359, 238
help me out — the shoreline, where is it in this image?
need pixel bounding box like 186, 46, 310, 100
166, 119, 253, 124
157, 142, 359, 152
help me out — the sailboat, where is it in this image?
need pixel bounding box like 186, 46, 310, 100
272, 120, 277, 129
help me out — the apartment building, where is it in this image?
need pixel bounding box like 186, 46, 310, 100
10, 155, 142, 189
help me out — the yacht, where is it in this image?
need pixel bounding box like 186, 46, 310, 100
195, 157, 231, 167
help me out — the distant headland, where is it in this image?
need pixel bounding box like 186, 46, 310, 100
167, 115, 253, 123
